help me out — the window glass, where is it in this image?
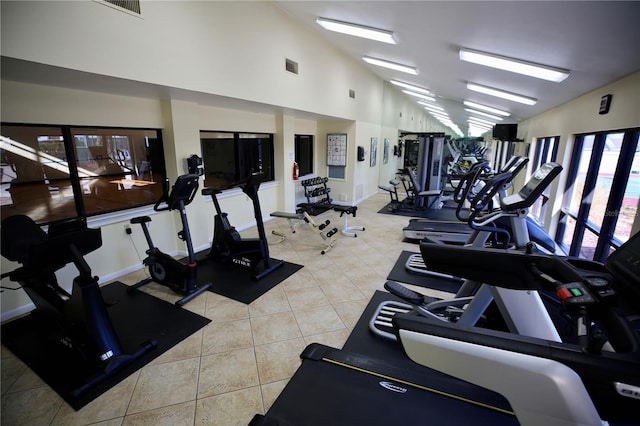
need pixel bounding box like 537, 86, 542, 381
328, 165, 345, 179
580, 228, 599, 260
588, 133, 624, 228
200, 131, 274, 189
555, 128, 639, 261
295, 135, 314, 177
530, 136, 559, 225
1, 124, 165, 225
568, 135, 594, 214
614, 147, 640, 242
70, 128, 164, 217
1, 126, 73, 223
561, 215, 577, 250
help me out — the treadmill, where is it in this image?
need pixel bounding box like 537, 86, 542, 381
394, 231, 640, 425
251, 233, 640, 426
403, 156, 529, 243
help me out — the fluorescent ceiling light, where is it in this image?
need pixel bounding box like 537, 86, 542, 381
468, 117, 495, 126
363, 56, 418, 75
390, 80, 430, 95
418, 102, 444, 112
430, 111, 450, 119
317, 17, 396, 44
467, 83, 537, 106
429, 111, 451, 120
468, 121, 493, 130
402, 90, 435, 102
459, 48, 569, 82
463, 101, 510, 117
465, 108, 504, 121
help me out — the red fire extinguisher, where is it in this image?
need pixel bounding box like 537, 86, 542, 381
293, 162, 299, 180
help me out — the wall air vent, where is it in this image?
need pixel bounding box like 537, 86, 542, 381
96, 0, 142, 15
285, 58, 299, 75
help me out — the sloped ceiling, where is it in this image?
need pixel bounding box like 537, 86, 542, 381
274, 1, 640, 135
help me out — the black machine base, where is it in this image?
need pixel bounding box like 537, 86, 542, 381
251, 343, 517, 426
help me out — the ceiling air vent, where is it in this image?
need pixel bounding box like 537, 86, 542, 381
285, 58, 299, 75
98, 0, 141, 15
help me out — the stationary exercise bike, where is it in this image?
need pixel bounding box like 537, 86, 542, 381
129, 174, 212, 306
0, 215, 157, 397
202, 171, 285, 280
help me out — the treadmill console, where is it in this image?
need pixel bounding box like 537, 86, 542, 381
606, 231, 640, 305
500, 162, 562, 211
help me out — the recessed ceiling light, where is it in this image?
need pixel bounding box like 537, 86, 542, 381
390, 80, 430, 95
467, 83, 537, 105
463, 101, 511, 117
465, 108, 504, 121
402, 90, 435, 102
459, 48, 569, 82
317, 17, 396, 44
363, 56, 418, 75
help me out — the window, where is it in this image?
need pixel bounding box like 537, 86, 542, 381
529, 136, 559, 225
491, 140, 521, 171
199, 131, 274, 189
295, 135, 314, 177
1, 123, 165, 225
555, 128, 639, 261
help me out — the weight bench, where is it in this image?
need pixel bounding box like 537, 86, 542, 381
270, 211, 338, 254
378, 179, 400, 205
331, 205, 365, 238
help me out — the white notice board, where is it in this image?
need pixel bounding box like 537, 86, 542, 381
327, 133, 347, 166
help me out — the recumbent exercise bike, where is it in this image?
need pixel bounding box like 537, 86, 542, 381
129, 174, 212, 306
0, 215, 156, 397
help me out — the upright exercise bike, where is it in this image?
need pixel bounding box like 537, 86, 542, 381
0, 215, 156, 397
202, 171, 285, 280
129, 174, 212, 306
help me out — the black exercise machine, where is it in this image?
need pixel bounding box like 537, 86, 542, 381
393, 231, 640, 425
372, 162, 564, 340
252, 232, 640, 426
129, 174, 212, 307
202, 171, 285, 280
0, 215, 157, 397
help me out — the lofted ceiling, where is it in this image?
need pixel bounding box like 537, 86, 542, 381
274, 1, 640, 136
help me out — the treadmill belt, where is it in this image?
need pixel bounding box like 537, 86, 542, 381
253, 343, 517, 426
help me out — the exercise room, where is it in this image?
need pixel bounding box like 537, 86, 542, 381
1, 1, 639, 425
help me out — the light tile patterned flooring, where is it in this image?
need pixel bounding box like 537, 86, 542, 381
1, 193, 447, 425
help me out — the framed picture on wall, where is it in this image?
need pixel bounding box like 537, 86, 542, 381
370, 137, 378, 167
383, 138, 390, 164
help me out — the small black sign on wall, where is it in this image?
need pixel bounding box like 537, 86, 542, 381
599, 94, 612, 115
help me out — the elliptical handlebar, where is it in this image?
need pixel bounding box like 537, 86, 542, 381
419, 240, 640, 353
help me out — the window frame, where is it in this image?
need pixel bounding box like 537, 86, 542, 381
529, 136, 559, 225
1, 122, 166, 226
294, 134, 314, 177
555, 128, 639, 261
199, 130, 275, 189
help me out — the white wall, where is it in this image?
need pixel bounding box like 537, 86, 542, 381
1, 0, 382, 123
2, 0, 637, 320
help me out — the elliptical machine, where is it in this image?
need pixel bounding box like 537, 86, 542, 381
129, 174, 212, 306
0, 215, 157, 397
202, 171, 285, 280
